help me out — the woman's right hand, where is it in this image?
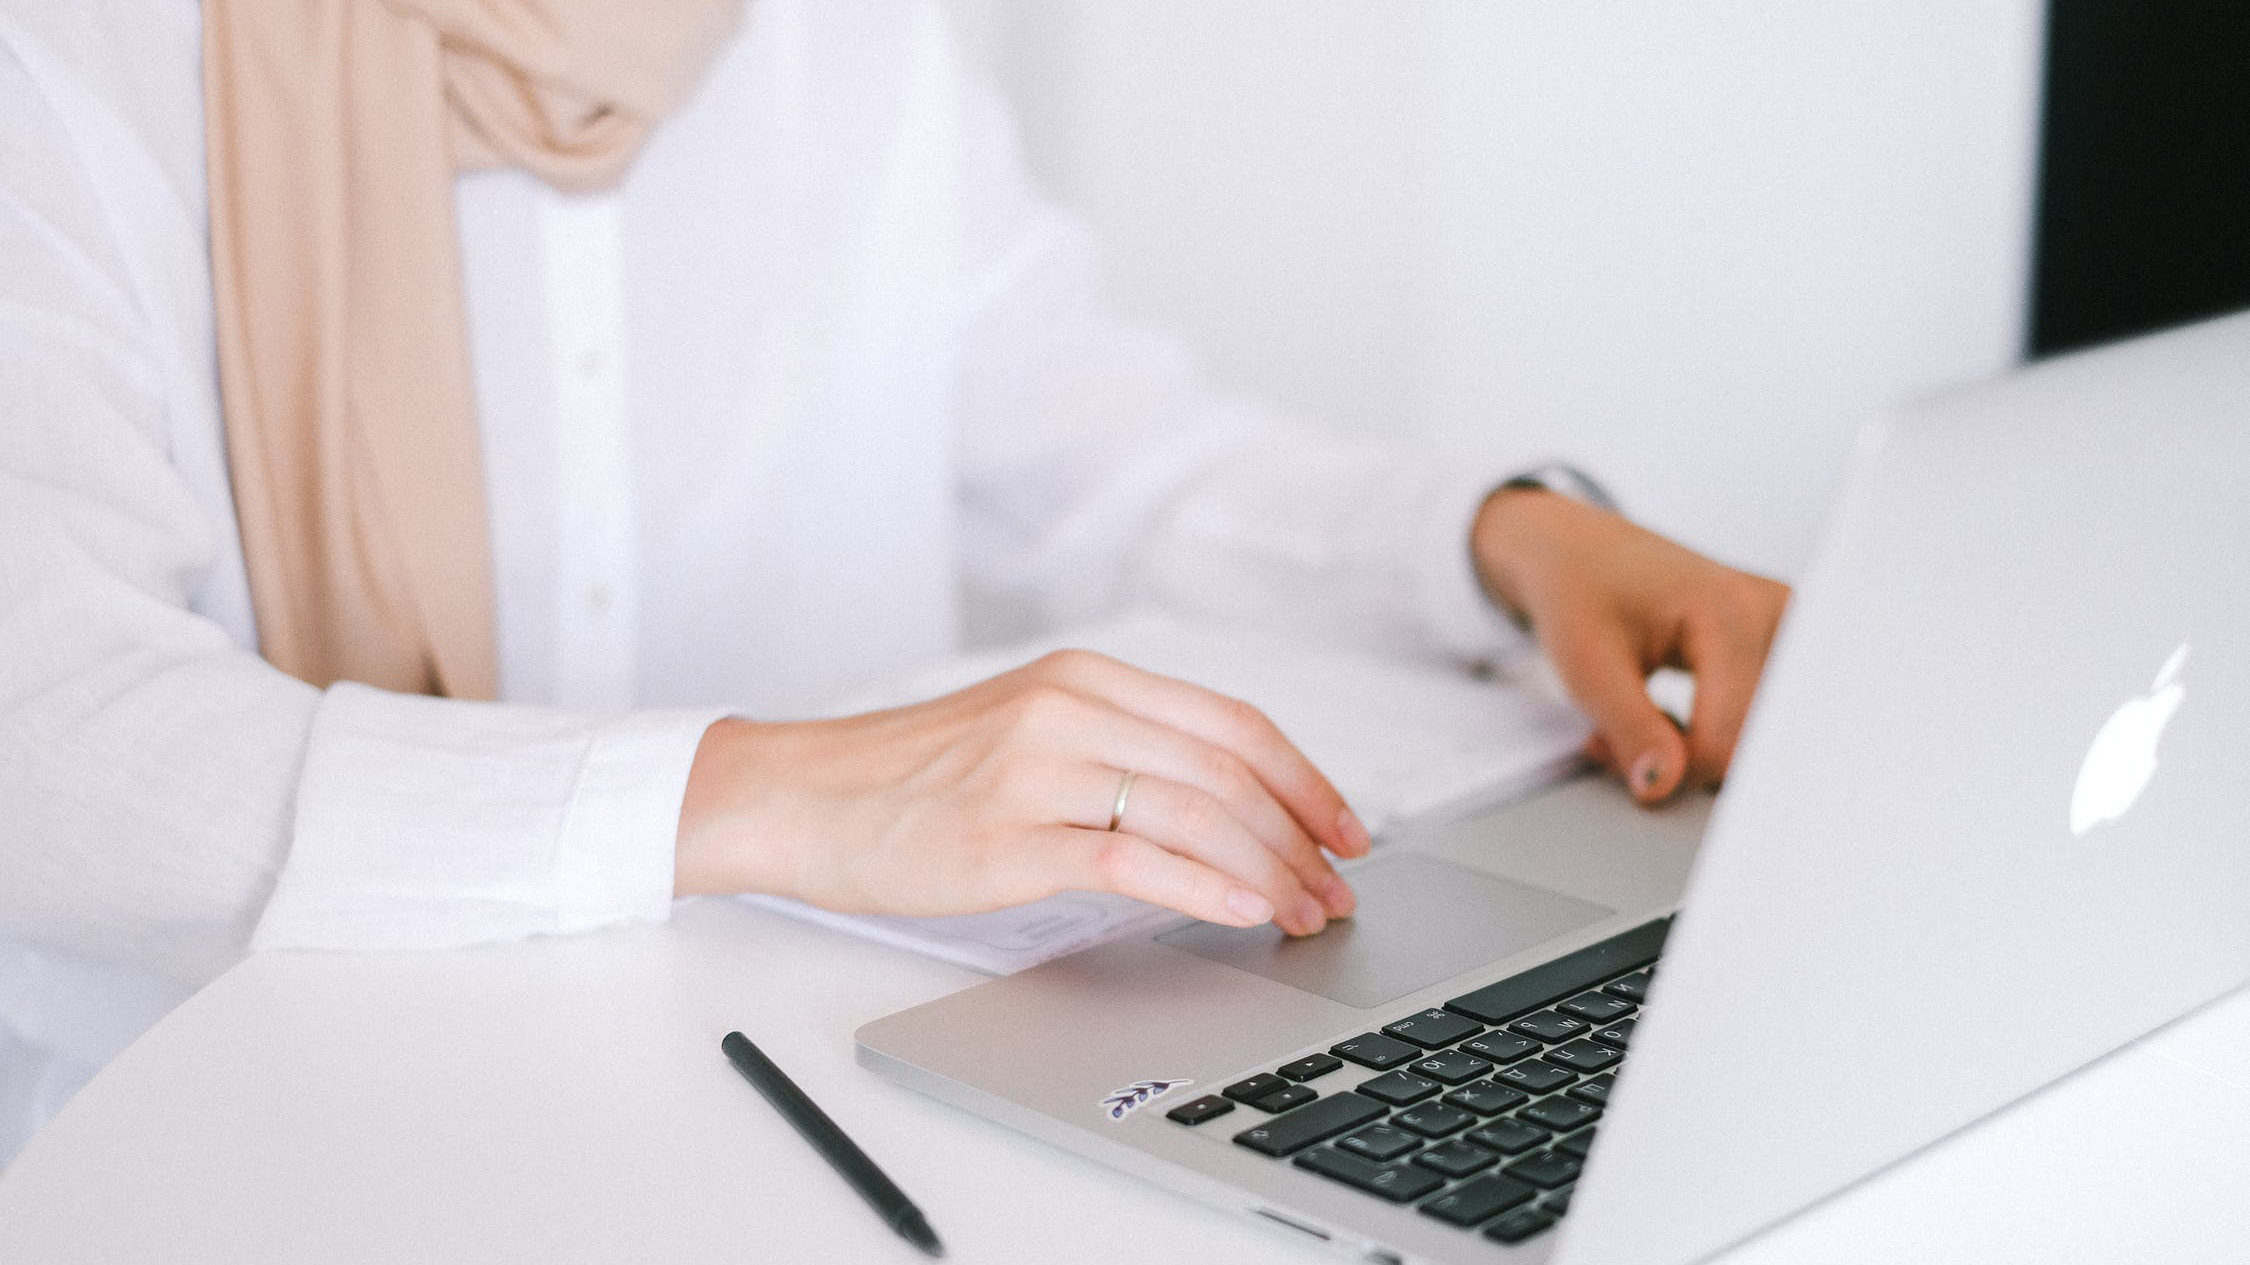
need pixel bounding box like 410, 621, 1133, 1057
672, 649, 1371, 936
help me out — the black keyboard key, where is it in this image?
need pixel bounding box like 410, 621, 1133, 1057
1421, 1173, 1537, 1227
1444, 1081, 1530, 1116
1558, 991, 1635, 1023
1521, 1097, 1602, 1132
1465, 1119, 1549, 1154
1382, 1009, 1482, 1050
1545, 1185, 1575, 1215
1293, 1147, 1446, 1203
1231, 1091, 1387, 1157
1393, 1103, 1475, 1138
1357, 1069, 1442, 1106
1505, 1150, 1583, 1189
1250, 1084, 1318, 1114
1459, 1032, 1541, 1064
1483, 1207, 1558, 1244
1495, 1060, 1576, 1094
1331, 1033, 1420, 1070
1508, 1010, 1591, 1043
1338, 1125, 1421, 1162
1545, 1038, 1623, 1073
1412, 1140, 1500, 1178
1278, 1052, 1343, 1082
1447, 918, 1671, 1025
1408, 1049, 1495, 1085
1590, 1017, 1637, 1050
1556, 1127, 1598, 1160
1165, 1094, 1233, 1126
1602, 970, 1652, 1003
1568, 1073, 1616, 1106
1223, 1073, 1288, 1104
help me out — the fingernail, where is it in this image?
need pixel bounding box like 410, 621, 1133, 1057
1631, 750, 1666, 797
1318, 874, 1357, 919
1226, 888, 1274, 925
1292, 895, 1328, 935
1336, 806, 1373, 856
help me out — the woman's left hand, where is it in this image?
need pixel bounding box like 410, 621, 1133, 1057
1471, 487, 1792, 804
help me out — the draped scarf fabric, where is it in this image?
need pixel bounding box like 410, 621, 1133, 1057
203, 0, 740, 697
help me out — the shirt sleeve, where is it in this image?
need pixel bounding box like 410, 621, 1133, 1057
940, 42, 1535, 673
253, 688, 719, 952
0, 34, 713, 989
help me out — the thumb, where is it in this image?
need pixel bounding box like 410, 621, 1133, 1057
1552, 630, 1690, 804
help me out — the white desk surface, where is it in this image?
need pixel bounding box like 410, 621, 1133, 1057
4, 895, 2248, 1264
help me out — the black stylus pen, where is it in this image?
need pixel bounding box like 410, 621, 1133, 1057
719, 1031, 944, 1258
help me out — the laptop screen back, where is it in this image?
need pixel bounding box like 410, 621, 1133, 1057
1560, 311, 2250, 1263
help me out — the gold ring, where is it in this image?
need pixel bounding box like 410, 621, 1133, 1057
1106, 770, 1138, 832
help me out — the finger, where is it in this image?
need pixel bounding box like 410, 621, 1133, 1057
1074, 769, 1330, 936
1038, 827, 1278, 928
1581, 731, 1616, 775
1547, 622, 1689, 805
1058, 706, 1355, 918
1679, 615, 1771, 786
987, 683, 1350, 917
1035, 650, 1369, 859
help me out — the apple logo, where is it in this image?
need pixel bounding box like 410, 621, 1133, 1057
2070, 643, 2189, 837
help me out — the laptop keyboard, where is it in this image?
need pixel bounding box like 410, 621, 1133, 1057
1164, 917, 1668, 1248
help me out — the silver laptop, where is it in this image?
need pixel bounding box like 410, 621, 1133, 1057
857, 310, 2250, 1264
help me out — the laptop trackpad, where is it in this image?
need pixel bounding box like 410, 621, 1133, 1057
1155, 853, 1612, 1009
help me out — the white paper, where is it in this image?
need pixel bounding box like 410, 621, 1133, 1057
741, 613, 1591, 974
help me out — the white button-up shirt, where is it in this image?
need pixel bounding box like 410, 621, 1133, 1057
0, 0, 1527, 1160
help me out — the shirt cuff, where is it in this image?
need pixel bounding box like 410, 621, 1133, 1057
1411, 466, 1539, 669
253, 683, 727, 953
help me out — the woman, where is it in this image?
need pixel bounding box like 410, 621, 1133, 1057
0, 0, 1787, 1160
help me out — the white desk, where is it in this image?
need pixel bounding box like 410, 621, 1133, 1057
4, 895, 2248, 1263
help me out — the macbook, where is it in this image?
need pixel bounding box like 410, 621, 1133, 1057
857, 310, 2250, 1263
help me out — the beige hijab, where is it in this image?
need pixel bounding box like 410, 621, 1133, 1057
204, 0, 739, 698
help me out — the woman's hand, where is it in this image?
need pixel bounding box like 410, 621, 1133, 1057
673, 649, 1371, 935
1473, 488, 1791, 804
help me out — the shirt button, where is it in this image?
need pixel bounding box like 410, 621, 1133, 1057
585, 583, 614, 615
575, 348, 608, 380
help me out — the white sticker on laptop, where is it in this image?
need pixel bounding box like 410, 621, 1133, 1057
1101, 1079, 1192, 1121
